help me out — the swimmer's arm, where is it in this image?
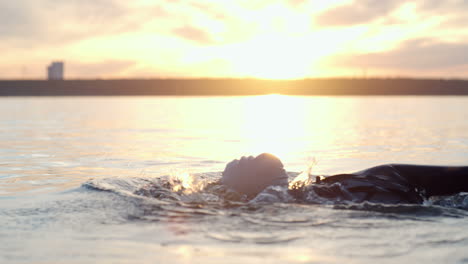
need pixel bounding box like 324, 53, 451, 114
388, 164, 468, 197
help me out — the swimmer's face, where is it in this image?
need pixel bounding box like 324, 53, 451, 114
221, 153, 288, 197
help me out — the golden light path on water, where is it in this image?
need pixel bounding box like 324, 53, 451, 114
117, 94, 386, 176
230, 94, 373, 174
5, 95, 467, 195
129, 94, 362, 174
238, 94, 330, 159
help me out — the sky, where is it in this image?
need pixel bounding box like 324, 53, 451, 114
1, 0, 468, 79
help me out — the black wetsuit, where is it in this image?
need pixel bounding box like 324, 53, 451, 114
293, 164, 468, 204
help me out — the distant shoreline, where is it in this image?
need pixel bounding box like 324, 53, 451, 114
1, 78, 468, 96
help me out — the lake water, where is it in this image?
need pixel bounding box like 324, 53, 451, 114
1, 95, 468, 263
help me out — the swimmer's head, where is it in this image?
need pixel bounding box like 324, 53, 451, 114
221, 153, 288, 197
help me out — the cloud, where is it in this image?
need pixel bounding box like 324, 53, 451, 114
415, 0, 468, 29
287, 0, 307, 7
2, 0, 468, 78
416, 0, 468, 13
46, 0, 126, 22
172, 25, 214, 44
173, 1, 258, 44
0, 0, 139, 45
326, 38, 468, 71
0, 1, 39, 38
188, 2, 228, 20
314, 0, 468, 28
439, 15, 468, 29
314, 0, 405, 27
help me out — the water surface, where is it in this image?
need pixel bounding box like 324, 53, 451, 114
1, 95, 468, 263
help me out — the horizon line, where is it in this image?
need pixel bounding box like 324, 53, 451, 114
1, 76, 468, 82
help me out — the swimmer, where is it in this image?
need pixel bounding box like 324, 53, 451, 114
222, 153, 468, 204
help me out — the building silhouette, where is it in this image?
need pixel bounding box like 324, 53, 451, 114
47, 61, 64, 80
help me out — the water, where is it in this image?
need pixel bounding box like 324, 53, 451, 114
1, 95, 468, 263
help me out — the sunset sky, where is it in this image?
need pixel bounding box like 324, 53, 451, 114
1, 0, 468, 79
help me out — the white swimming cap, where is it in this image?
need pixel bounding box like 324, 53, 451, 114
221, 153, 288, 197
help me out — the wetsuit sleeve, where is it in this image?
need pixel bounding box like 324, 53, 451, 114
391, 164, 468, 197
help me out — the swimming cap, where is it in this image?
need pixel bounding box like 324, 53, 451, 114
221, 153, 288, 197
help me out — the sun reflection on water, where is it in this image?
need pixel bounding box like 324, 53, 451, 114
238, 95, 338, 162
4, 96, 468, 198
124, 95, 353, 173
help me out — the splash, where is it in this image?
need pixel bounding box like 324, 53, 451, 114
429, 192, 468, 210
169, 171, 207, 194
289, 158, 317, 189
289, 171, 311, 190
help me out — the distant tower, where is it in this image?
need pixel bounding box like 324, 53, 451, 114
47, 61, 64, 80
